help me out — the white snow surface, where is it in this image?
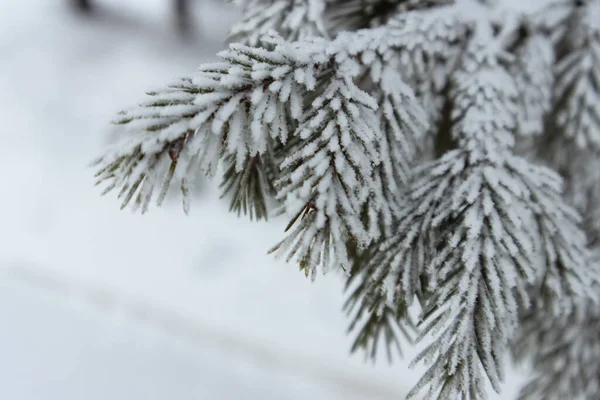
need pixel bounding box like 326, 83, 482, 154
0, 0, 528, 399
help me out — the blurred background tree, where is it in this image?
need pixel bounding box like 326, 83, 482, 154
69, 0, 193, 34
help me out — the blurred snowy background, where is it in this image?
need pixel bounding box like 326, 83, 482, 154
0, 1, 527, 399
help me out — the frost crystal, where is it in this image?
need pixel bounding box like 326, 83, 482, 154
94, 0, 600, 398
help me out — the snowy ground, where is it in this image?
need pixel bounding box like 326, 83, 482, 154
0, 1, 527, 399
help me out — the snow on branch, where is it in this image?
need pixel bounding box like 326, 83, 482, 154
343, 243, 417, 362
507, 157, 600, 315
514, 286, 600, 400
512, 34, 555, 136
449, 38, 519, 153
363, 31, 597, 398
333, 7, 467, 83
552, 1, 600, 149
365, 61, 429, 235
326, 0, 454, 33
230, 0, 329, 45
95, 24, 427, 275
326, 0, 401, 32
405, 150, 538, 399
92, 1, 600, 398
269, 77, 382, 277
94, 35, 333, 214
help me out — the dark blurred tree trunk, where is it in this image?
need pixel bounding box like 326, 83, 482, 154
174, 0, 192, 35
71, 0, 92, 12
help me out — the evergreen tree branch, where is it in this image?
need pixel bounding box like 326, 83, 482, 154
403, 33, 567, 399
344, 243, 417, 362
507, 156, 600, 315
512, 34, 555, 137
94, 35, 333, 215
269, 77, 383, 276
552, 0, 600, 150
406, 150, 537, 399
91, 2, 600, 398
514, 264, 600, 400
229, 0, 329, 45
220, 150, 278, 220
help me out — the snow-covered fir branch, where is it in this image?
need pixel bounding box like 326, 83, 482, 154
94, 35, 334, 215
229, 0, 329, 45
344, 243, 418, 362
269, 74, 383, 276
513, 247, 600, 399
553, 1, 600, 149
93, 0, 600, 398
512, 34, 555, 136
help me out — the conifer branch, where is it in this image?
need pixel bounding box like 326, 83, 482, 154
326, 0, 452, 33
344, 242, 417, 362
552, 1, 600, 149
230, 0, 329, 45
514, 271, 600, 400
402, 33, 584, 399
512, 34, 555, 136
92, 1, 600, 398
269, 77, 382, 276
95, 35, 334, 214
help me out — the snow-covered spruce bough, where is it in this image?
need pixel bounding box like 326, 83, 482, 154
92, 1, 600, 399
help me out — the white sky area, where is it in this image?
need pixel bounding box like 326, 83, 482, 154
0, 1, 538, 399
